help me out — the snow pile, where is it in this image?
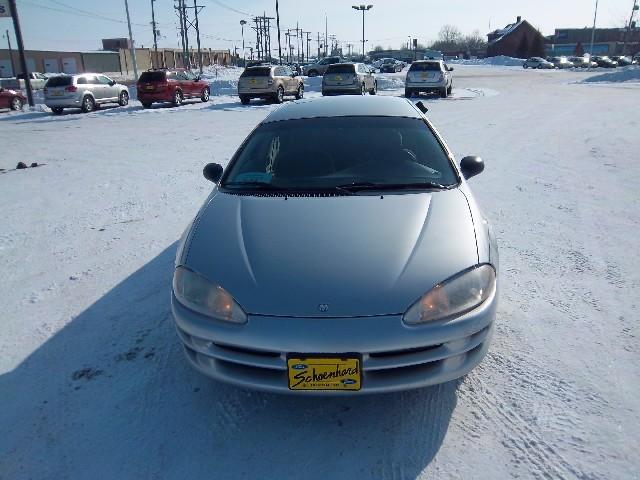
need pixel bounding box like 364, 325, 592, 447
581, 65, 640, 84
376, 74, 405, 90
201, 66, 242, 96
449, 56, 525, 67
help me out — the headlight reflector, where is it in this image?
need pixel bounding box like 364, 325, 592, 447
403, 264, 496, 325
173, 266, 247, 324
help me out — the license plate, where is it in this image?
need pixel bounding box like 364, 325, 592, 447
145, 85, 154, 91
52, 91, 63, 96
287, 355, 361, 391
250, 79, 257, 84
335, 75, 342, 81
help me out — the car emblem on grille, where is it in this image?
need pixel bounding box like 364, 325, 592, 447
318, 304, 329, 312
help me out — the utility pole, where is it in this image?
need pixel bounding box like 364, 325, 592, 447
352, 4, 373, 61
317, 32, 321, 59
325, 14, 328, 57
589, 0, 599, 57
182, 1, 190, 68
304, 31, 311, 62
275, 0, 283, 64
285, 30, 290, 62
151, 0, 158, 66
622, 0, 639, 55
124, 0, 138, 79
193, 0, 203, 74
4, 30, 16, 76
176, 0, 186, 66
7, 0, 33, 106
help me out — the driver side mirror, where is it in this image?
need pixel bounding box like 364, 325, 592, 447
195, 75, 201, 81
460, 156, 484, 179
203, 163, 224, 183
447, 66, 454, 71
109, 80, 116, 86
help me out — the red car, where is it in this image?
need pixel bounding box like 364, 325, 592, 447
136, 69, 210, 108
0, 86, 26, 111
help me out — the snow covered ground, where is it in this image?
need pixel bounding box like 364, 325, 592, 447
0, 65, 639, 479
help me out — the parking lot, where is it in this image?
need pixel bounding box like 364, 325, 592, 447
1, 65, 639, 479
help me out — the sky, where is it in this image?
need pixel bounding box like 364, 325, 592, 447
0, 0, 635, 53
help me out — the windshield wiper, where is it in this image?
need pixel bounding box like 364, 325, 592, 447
223, 181, 289, 191
334, 181, 451, 193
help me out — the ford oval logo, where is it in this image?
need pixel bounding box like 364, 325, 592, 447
318, 304, 329, 312
292, 363, 307, 370
342, 379, 356, 385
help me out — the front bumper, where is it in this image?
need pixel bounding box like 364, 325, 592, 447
171, 287, 497, 395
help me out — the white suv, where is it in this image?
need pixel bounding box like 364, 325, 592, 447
405, 60, 453, 98
44, 74, 129, 114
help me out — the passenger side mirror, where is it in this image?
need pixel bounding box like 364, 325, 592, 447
460, 156, 484, 179
109, 80, 116, 86
447, 66, 454, 71
195, 75, 201, 81
203, 163, 224, 183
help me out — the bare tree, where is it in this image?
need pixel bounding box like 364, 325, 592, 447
438, 25, 462, 44
461, 30, 487, 51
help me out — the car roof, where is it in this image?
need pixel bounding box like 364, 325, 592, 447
263, 96, 423, 124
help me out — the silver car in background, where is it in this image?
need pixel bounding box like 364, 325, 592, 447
322, 63, 377, 96
44, 74, 129, 114
405, 60, 453, 98
523, 57, 555, 69
171, 96, 498, 395
238, 65, 304, 105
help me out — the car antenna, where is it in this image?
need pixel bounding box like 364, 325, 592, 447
415, 101, 428, 114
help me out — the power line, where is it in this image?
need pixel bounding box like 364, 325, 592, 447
209, 0, 252, 16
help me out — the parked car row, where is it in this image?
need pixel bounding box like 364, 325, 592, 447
34, 68, 211, 115
524, 55, 637, 70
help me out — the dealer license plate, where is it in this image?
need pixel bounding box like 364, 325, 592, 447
287, 355, 361, 391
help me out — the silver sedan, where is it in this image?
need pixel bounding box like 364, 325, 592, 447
171, 96, 499, 394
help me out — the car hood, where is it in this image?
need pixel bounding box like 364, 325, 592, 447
183, 189, 478, 317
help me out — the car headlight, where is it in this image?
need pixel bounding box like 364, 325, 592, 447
173, 266, 247, 324
403, 264, 496, 325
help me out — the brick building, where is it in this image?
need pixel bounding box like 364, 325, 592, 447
487, 17, 546, 58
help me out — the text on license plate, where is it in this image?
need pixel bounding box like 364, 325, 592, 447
287, 356, 361, 391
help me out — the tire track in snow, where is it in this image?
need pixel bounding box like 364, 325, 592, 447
456, 349, 606, 479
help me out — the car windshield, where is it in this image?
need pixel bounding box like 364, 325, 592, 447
409, 62, 441, 71
138, 71, 166, 82
221, 116, 458, 191
241, 67, 271, 77
45, 76, 72, 87
326, 64, 355, 74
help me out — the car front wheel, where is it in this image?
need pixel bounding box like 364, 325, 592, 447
118, 91, 129, 106
239, 95, 250, 105
360, 83, 366, 95
371, 81, 377, 95
51, 107, 64, 115
201, 87, 210, 102
295, 83, 304, 100
440, 87, 448, 98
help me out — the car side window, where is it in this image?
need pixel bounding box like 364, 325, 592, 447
97, 75, 112, 85
183, 71, 196, 80
284, 66, 294, 76
76, 77, 87, 85
88, 76, 101, 84
175, 71, 188, 81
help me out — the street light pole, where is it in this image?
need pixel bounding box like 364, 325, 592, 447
7, 0, 33, 106
589, 0, 599, 57
151, 0, 158, 62
351, 4, 373, 61
240, 20, 247, 66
